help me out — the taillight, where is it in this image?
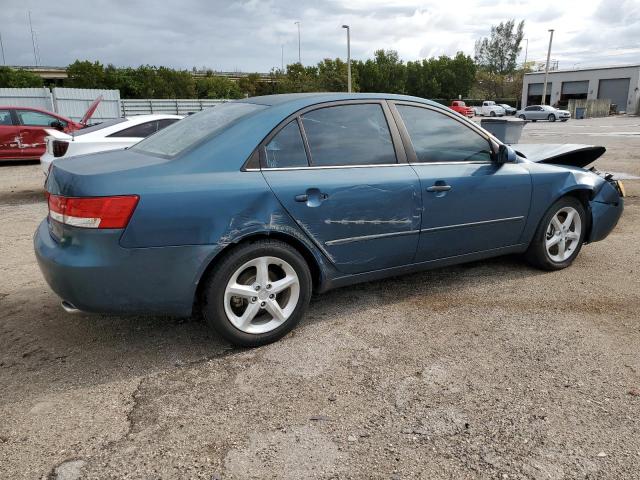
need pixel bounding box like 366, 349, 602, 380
47, 194, 139, 229
52, 140, 69, 158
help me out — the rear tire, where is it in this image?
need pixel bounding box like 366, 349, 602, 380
548, 114, 557, 122
525, 197, 586, 271
490, 111, 496, 117
201, 239, 312, 347
518, 114, 526, 120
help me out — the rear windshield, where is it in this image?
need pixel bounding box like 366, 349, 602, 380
131, 102, 266, 157
73, 118, 127, 136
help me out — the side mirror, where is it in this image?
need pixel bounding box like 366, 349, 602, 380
494, 144, 516, 164
50, 120, 64, 130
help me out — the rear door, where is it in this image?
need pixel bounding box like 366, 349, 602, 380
0, 109, 20, 160
391, 102, 531, 262
15, 109, 67, 159
261, 101, 422, 274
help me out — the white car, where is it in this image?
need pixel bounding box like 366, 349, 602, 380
40, 114, 182, 175
476, 101, 506, 117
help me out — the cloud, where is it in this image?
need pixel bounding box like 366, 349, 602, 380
0, 0, 638, 71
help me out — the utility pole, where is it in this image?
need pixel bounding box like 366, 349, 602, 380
281, 44, 284, 71
0, 32, 5, 66
523, 38, 528, 67
541, 29, 554, 105
294, 21, 301, 64
28, 11, 38, 66
342, 25, 351, 93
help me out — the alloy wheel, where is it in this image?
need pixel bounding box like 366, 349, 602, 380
545, 206, 582, 262
223, 256, 300, 334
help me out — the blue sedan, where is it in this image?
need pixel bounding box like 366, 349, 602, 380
35, 93, 624, 346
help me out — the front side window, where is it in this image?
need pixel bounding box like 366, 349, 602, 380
264, 120, 308, 168
0, 110, 12, 126
132, 102, 266, 157
301, 103, 396, 167
396, 105, 492, 163
17, 110, 65, 127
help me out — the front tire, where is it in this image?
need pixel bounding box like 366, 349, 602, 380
518, 114, 526, 120
201, 239, 312, 347
490, 111, 496, 117
548, 114, 557, 122
525, 197, 586, 271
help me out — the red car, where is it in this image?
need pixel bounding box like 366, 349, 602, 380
0, 97, 101, 161
449, 100, 474, 118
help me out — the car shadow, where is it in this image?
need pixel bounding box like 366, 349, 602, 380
0, 254, 545, 401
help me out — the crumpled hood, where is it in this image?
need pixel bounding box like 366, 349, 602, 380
514, 144, 606, 168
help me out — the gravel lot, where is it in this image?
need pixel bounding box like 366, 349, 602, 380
1, 116, 639, 479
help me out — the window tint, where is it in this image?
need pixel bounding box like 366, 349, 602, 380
301, 104, 396, 166
132, 102, 266, 157
157, 118, 180, 130
109, 120, 159, 138
0, 110, 12, 126
397, 105, 492, 163
17, 110, 65, 127
264, 120, 308, 168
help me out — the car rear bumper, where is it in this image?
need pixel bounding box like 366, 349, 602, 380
34, 219, 219, 316
40, 153, 54, 176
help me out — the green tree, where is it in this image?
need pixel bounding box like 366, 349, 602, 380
195, 74, 242, 99
65, 60, 106, 88
0, 67, 44, 87
356, 50, 406, 93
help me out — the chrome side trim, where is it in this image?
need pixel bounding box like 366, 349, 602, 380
255, 161, 492, 172
325, 229, 420, 246
421, 216, 524, 233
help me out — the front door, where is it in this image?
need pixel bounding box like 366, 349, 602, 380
392, 102, 531, 262
261, 102, 422, 274
15, 109, 66, 159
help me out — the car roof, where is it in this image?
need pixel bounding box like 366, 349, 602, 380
240, 92, 444, 109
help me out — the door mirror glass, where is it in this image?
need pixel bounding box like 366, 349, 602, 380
50, 120, 64, 130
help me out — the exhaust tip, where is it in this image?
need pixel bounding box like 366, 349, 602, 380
61, 300, 80, 313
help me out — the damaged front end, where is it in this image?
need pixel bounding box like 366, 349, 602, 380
515, 143, 626, 198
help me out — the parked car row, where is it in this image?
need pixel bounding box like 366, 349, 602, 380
448, 101, 570, 123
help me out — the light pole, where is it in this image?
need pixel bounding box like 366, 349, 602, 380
294, 21, 301, 64
523, 38, 528, 67
342, 25, 351, 93
541, 29, 554, 105
0, 32, 5, 66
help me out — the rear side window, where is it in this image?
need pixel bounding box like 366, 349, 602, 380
109, 120, 159, 138
264, 120, 308, 168
0, 110, 12, 126
396, 105, 492, 163
301, 104, 396, 167
132, 102, 266, 157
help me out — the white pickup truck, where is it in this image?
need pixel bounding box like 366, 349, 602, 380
474, 101, 506, 117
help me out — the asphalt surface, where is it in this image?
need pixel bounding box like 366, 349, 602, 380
1, 116, 639, 479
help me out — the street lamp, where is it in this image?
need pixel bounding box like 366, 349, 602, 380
541, 29, 554, 105
294, 21, 301, 64
342, 25, 351, 93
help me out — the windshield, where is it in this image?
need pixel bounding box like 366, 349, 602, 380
132, 102, 266, 157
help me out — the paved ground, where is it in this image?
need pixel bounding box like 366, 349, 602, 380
1, 116, 639, 479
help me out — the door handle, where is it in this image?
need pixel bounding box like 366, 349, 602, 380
426, 184, 452, 192
295, 189, 328, 206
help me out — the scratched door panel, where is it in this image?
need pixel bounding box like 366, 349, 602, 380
263, 166, 422, 274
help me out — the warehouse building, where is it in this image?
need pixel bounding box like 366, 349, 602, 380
521, 64, 640, 114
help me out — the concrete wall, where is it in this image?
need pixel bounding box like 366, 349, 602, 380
522, 65, 640, 113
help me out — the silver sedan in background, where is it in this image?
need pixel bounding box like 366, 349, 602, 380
517, 105, 571, 122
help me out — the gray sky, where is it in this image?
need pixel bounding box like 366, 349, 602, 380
1, 0, 639, 72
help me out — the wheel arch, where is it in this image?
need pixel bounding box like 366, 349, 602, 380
193, 230, 326, 312
551, 188, 594, 242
